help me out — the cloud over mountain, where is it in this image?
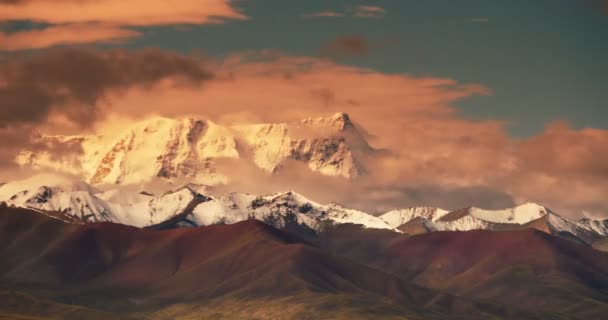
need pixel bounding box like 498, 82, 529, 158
2, 48, 608, 218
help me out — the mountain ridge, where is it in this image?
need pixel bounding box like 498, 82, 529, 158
1, 173, 607, 249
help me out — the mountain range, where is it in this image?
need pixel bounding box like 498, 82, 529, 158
1, 172, 607, 248
3, 113, 608, 319
3, 202, 608, 319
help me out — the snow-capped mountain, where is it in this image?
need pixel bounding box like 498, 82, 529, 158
0, 174, 394, 232
0, 173, 208, 227
17, 113, 373, 185
234, 112, 371, 178
526, 213, 608, 245
0, 173, 111, 221
2, 173, 607, 246
381, 207, 450, 228
188, 191, 395, 232
381, 203, 608, 245
430, 203, 550, 231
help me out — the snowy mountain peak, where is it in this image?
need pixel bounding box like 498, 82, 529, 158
0, 174, 109, 220
89, 115, 239, 185
467, 202, 551, 225
2, 173, 607, 246
18, 113, 375, 184
267, 190, 323, 206
382, 202, 560, 237
300, 112, 354, 131
189, 190, 395, 232
381, 207, 450, 228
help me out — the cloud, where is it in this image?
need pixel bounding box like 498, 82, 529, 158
0, 0, 247, 50
352, 5, 386, 18
3, 48, 608, 218
0, 24, 141, 51
208, 158, 516, 214
74, 51, 520, 213
303, 11, 346, 18
0, 48, 213, 167
322, 34, 369, 57
0, 47, 212, 128
304, 5, 386, 19
0, 0, 246, 26
101, 50, 488, 127
85, 50, 608, 217
502, 122, 608, 216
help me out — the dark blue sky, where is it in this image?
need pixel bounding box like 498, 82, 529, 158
4, 0, 607, 136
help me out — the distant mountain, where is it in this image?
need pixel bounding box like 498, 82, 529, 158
189, 190, 394, 231
381, 207, 450, 227
0, 174, 394, 237
0, 173, 208, 227
17, 112, 373, 185
384, 203, 608, 246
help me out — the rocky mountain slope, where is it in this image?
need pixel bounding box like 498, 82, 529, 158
317, 223, 608, 319
1, 206, 549, 320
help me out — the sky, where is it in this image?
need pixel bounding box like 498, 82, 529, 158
1, 0, 607, 217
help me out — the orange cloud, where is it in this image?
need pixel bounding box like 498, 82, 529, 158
0, 24, 140, 51
0, 0, 247, 50
102, 51, 489, 131
0, 0, 246, 26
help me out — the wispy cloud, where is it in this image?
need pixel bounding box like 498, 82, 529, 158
304, 5, 386, 19
303, 11, 346, 18
352, 5, 386, 18
0, 24, 141, 51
